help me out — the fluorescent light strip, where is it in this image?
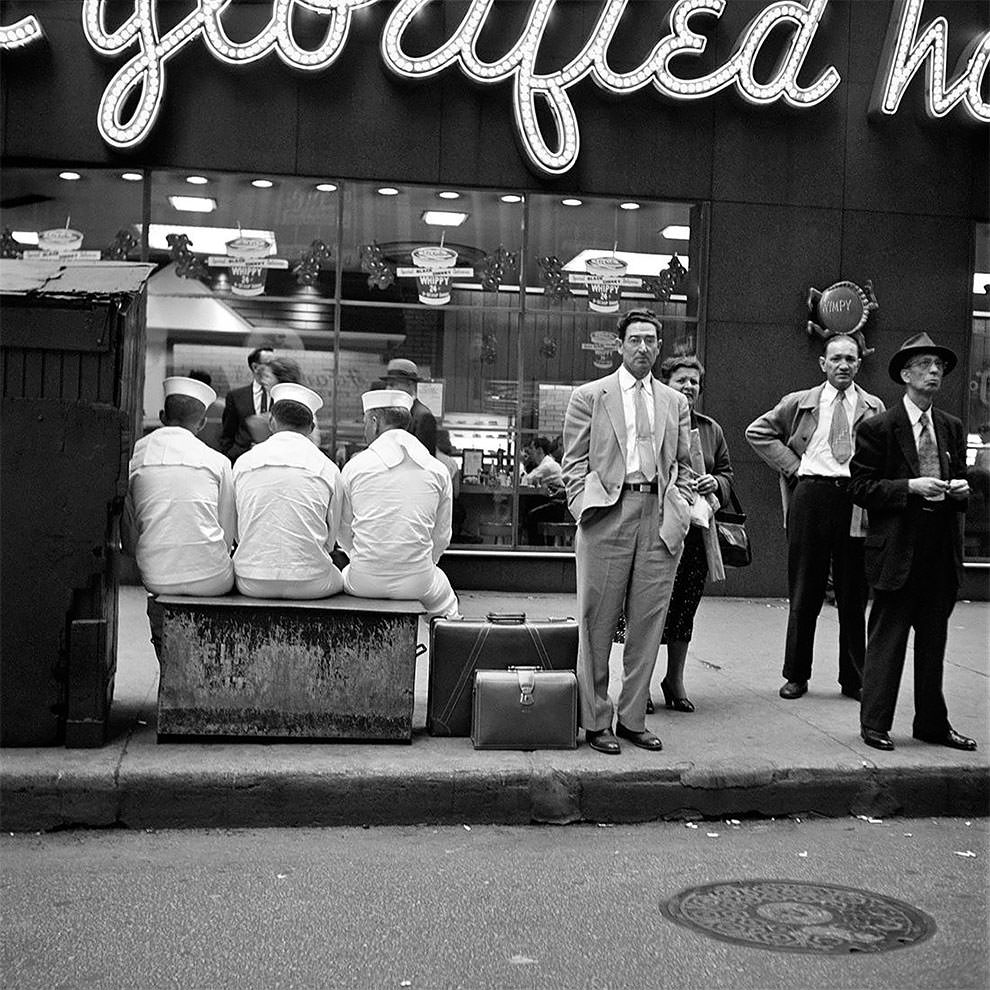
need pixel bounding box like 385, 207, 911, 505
422, 210, 469, 227
169, 195, 218, 213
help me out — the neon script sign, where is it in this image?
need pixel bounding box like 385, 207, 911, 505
2, 0, 987, 176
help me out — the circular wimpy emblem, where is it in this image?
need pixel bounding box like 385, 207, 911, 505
661, 880, 936, 954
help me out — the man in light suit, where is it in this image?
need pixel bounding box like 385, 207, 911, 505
746, 334, 885, 702
219, 346, 275, 463
562, 309, 694, 754
849, 332, 976, 753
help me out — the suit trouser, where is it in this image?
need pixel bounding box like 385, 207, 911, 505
574, 491, 681, 732
860, 511, 955, 736
783, 477, 867, 689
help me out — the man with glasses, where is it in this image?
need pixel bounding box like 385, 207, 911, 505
746, 334, 885, 703
849, 333, 975, 752
561, 310, 694, 754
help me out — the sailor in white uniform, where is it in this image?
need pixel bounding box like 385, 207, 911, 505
123, 375, 236, 598
340, 389, 459, 618
232, 383, 344, 599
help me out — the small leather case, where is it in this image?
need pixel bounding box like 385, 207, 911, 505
471, 666, 578, 750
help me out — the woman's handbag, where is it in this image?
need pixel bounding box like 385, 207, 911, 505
715, 487, 751, 568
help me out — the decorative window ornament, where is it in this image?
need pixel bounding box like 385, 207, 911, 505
642, 254, 688, 302
104, 229, 138, 260
481, 332, 498, 365
166, 232, 207, 279
538, 335, 558, 359
477, 244, 519, 292
359, 241, 396, 291
1, 228, 23, 259
806, 279, 878, 356
293, 239, 332, 287
538, 255, 572, 302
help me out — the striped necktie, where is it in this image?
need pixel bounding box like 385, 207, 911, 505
828, 391, 852, 463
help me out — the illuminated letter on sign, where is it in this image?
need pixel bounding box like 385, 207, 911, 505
871, 0, 990, 122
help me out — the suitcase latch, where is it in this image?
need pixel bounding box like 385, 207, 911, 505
510, 666, 538, 707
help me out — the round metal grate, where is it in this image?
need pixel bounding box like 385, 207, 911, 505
661, 880, 936, 954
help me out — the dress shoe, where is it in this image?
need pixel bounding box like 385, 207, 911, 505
660, 679, 695, 713
586, 728, 621, 755
615, 722, 663, 751
861, 727, 894, 751
841, 686, 862, 702
779, 680, 808, 700
912, 727, 977, 751
645, 697, 655, 715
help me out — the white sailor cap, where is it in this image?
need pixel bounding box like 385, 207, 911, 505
361, 388, 414, 413
270, 382, 323, 414
163, 376, 216, 408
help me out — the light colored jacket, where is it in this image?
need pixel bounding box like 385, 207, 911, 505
561, 370, 695, 554
745, 382, 885, 531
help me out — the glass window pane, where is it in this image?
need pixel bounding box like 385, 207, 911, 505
965, 221, 990, 562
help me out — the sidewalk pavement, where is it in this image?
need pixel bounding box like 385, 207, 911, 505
2, 587, 987, 831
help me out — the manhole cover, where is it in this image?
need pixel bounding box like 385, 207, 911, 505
661, 880, 936, 954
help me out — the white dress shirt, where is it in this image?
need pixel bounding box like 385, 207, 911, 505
232, 431, 341, 582
252, 380, 270, 415
340, 429, 452, 577
520, 453, 563, 487
799, 381, 860, 477
902, 394, 938, 453
123, 427, 236, 588
617, 365, 655, 478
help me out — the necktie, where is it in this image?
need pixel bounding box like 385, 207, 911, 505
828, 392, 852, 463
635, 382, 657, 481
917, 412, 941, 478
260, 389, 269, 414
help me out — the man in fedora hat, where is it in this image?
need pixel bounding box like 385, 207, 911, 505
232, 383, 345, 600
381, 358, 437, 456
746, 334, 885, 703
339, 389, 458, 617
849, 332, 975, 752
123, 376, 236, 654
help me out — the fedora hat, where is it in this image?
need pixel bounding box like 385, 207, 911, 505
888, 332, 957, 383
383, 358, 421, 382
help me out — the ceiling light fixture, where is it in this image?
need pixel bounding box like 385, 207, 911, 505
422, 210, 469, 227
121, 172, 143, 182
437, 190, 461, 200
660, 224, 691, 240
250, 178, 274, 189
499, 194, 523, 203
168, 195, 218, 213
185, 175, 209, 185
315, 183, 338, 192
377, 186, 400, 196
561, 197, 583, 207
619, 201, 640, 210
58, 171, 81, 181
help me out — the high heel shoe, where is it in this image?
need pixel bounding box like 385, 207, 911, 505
660, 679, 695, 713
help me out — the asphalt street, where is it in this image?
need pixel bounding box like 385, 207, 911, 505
1, 817, 987, 990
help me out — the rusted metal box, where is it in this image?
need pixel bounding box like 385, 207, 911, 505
0, 261, 154, 747
156, 595, 425, 741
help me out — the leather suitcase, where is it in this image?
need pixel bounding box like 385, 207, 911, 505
472, 667, 578, 750
427, 612, 578, 736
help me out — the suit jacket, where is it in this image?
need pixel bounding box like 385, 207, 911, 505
561, 370, 694, 554
848, 401, 967, 591
745, 382, 885, 526
409, 398, 437, 457
219, 384, 256, 463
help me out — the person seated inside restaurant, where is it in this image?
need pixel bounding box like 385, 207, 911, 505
339, 389, 459, 618
232, 383, 344, 600
122, 376, 236, 655
519, 436, 564, 488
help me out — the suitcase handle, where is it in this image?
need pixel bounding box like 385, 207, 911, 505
487, 612, 526, 624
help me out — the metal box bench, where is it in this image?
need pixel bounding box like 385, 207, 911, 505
156, 594, 425, 742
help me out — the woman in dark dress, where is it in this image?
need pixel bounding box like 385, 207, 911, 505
649, 355, 734, 714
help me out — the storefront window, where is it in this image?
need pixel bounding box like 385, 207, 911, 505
1, 168, 704, 552
965, 221, 990, 563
